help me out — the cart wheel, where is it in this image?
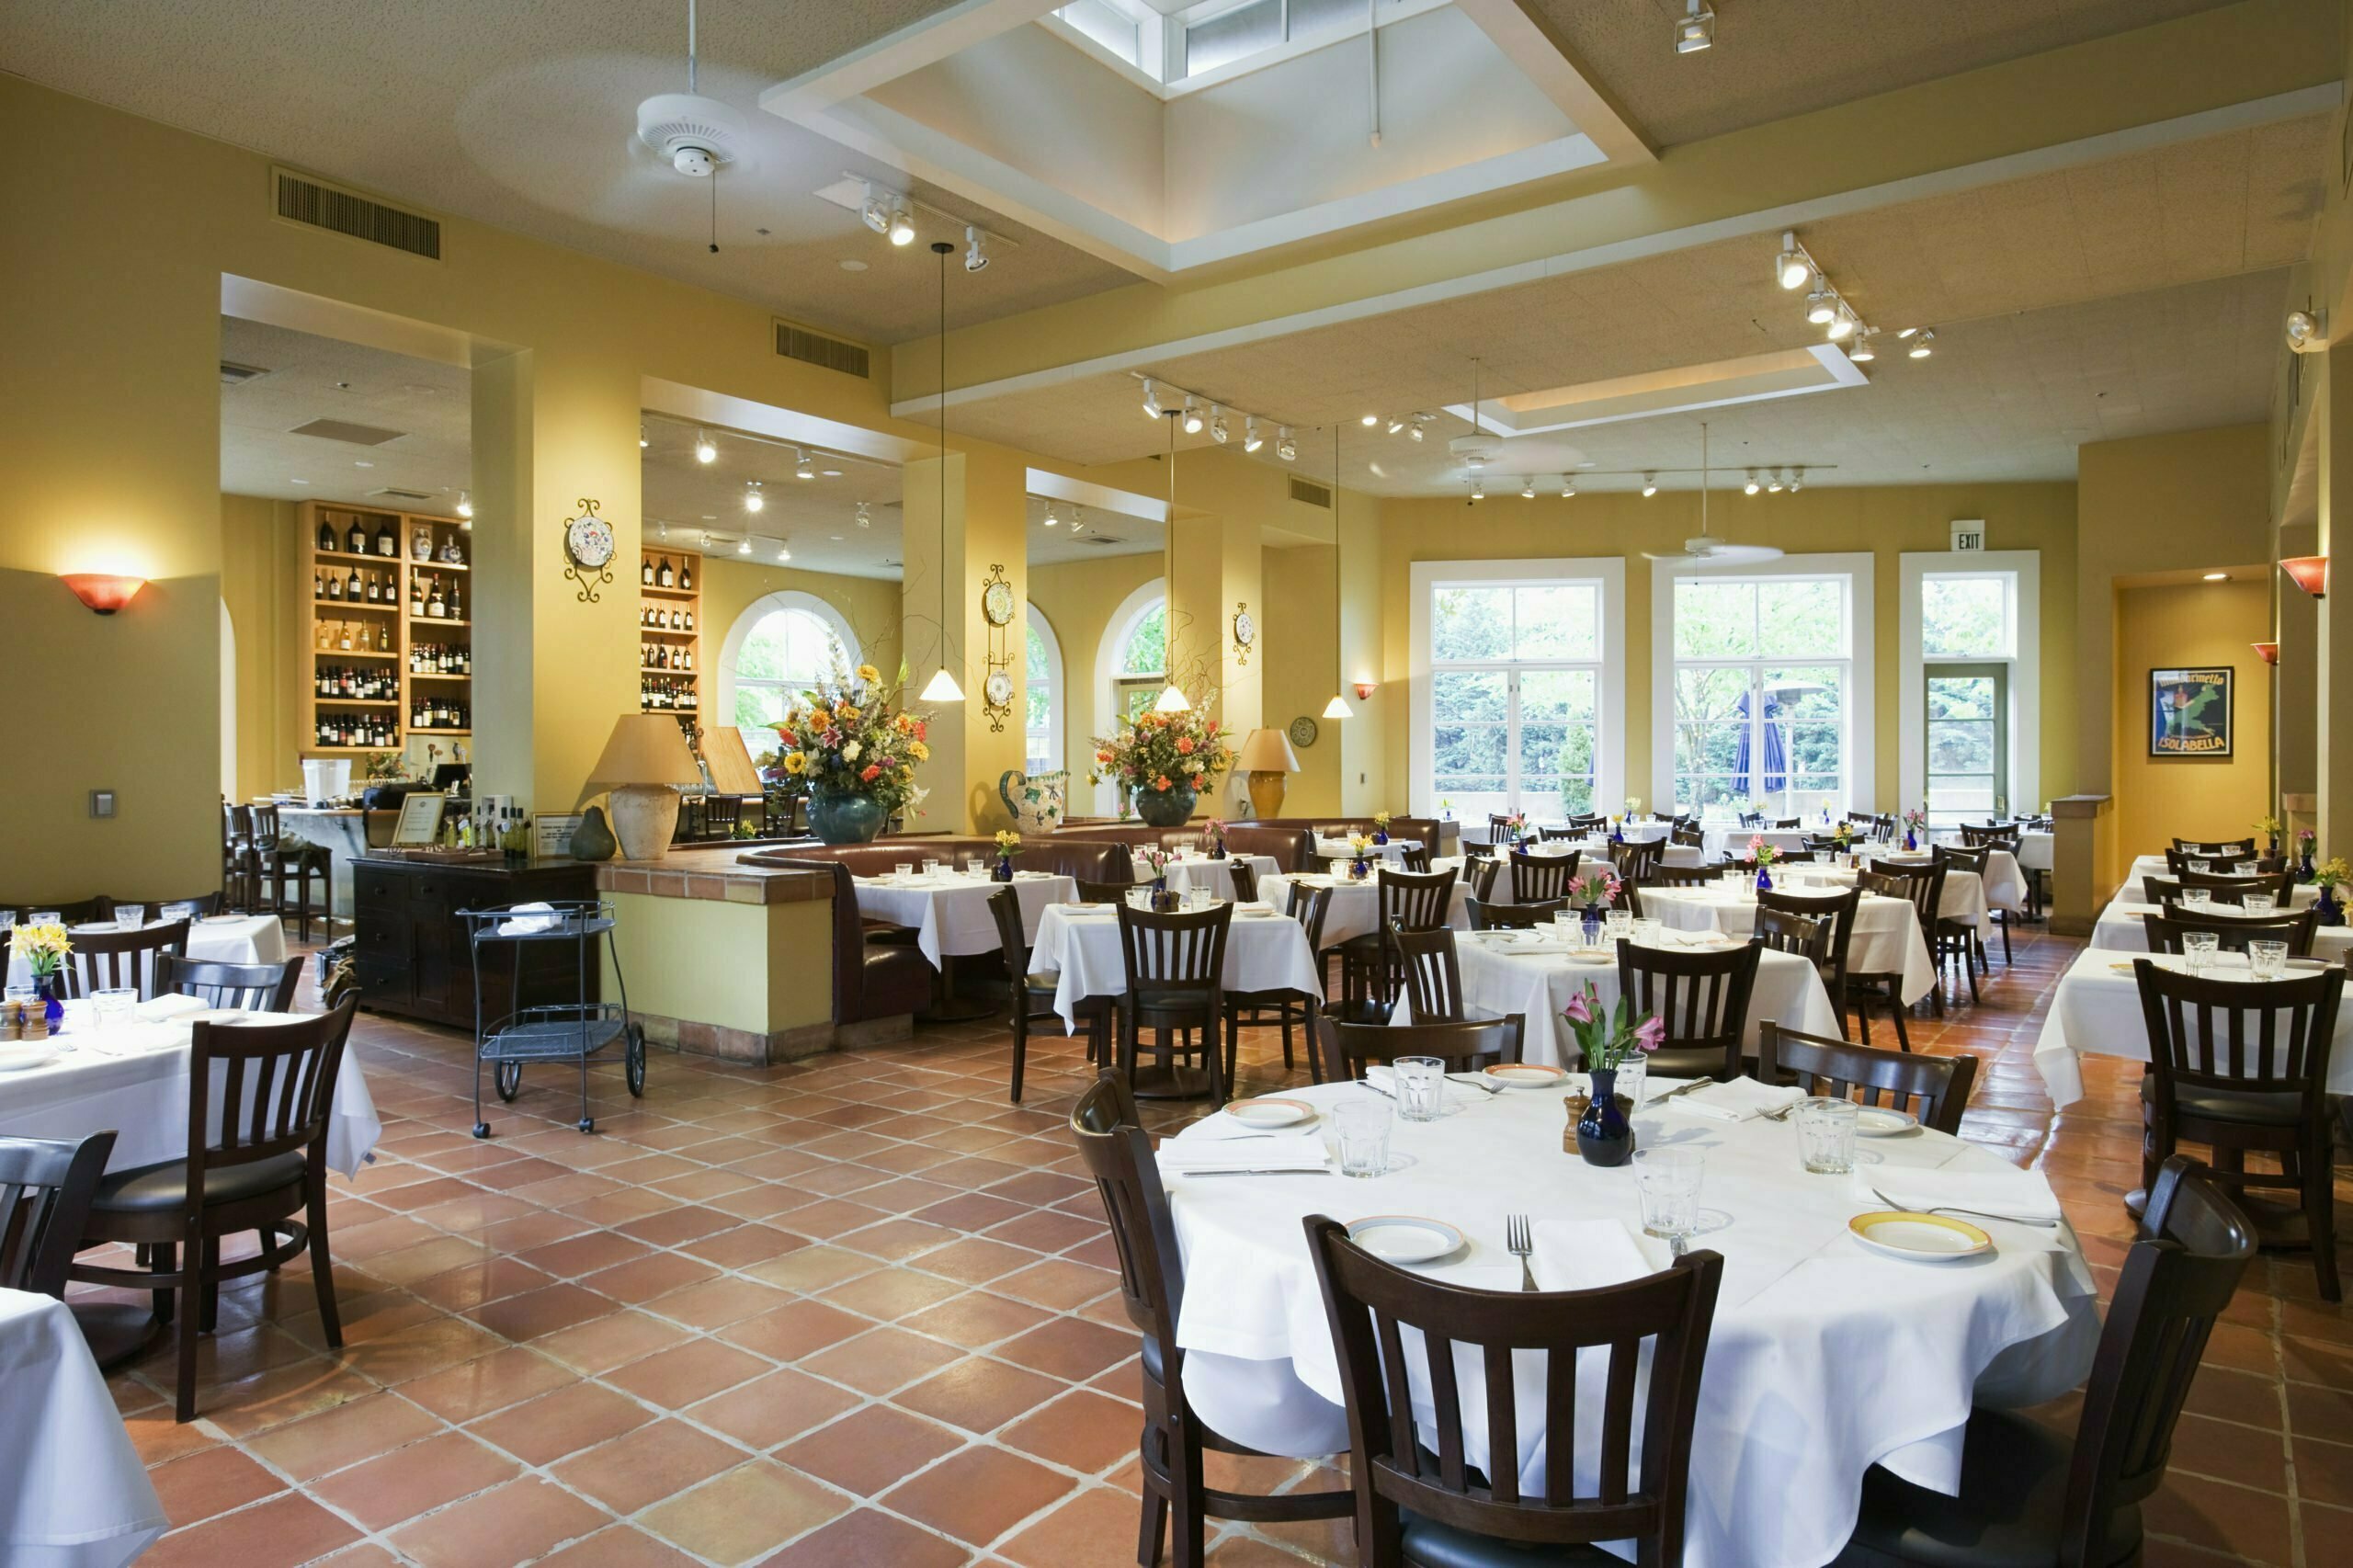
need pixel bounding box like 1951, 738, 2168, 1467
472, 1122, 490, 1139
625, 1023, 646, 1097
577, 1117, 596, 1133
494, 1062, 523, 1102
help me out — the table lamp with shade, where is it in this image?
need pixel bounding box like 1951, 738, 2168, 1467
588, 714, 703, 861
1235, 728, 1302, 820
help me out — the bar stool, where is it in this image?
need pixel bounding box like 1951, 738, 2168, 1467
256, 804, 332, 943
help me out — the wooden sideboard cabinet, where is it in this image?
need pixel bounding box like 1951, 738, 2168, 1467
352, 857, 599, 1028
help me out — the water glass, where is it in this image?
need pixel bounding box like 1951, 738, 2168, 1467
2248, 938, 2290, 980
1795, 1096, 1859, 1175
1127, 888, 1151, 910
2234, 861, 2261, 877
160, 902, 197, 922
93, 987, 137, 1026
1633, 1148, 1702, 1240
1183, 886, 1210, 911
29, 912, 60, 926
2182, 931, 2220, 975
964, 858, 984, 877
2182, 887, 2212, 911
922, 858, 942, 877
2243, 893, 2277, 915
893, 862, 914, 880
1334, 1099, 1392, 1178
1604, 910, 1633, 944
1631, 916, 1663, 947
115, 903, 146, 930
1615, 1053, 1649, 1114
1393, 1055, 1445, 1122
2187, 858, 2212, 874
0, 910, 15, 932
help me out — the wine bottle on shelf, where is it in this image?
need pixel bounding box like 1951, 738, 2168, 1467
448, 579, 461, 619
380, 622, 392, 653
324, 570, 341, 601
318, 518, 337, 552
427, 576, 445, 619
346, 516, 367, 553
336, 623, 354, 652
641, 557, 654, 585
684, 608, 695, 633
656, 557, 675, 588
678, 558, 692, 592
313, 568, 324, 599
363, 572, 378, 604
374, 518, 397, 558
346, 563, 361, 599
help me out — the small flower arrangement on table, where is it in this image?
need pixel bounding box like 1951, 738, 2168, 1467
992, 829, 1022, 883
1203, 817, 1229, 859
1560, 980, 1664, 1167
2313, 857, 2348, 926
1901, 805, 1929, 851
2297, 826, 2319, 880
1371, 812, 1392, 846
1748, 835, 1780, 891
1829, 819, 1856, 848
1497, 812, 1528, 846
10, 923, 72, 1037
1563, 866, 1623, 943
1626, 796, 1643, 817
1347, 834, 1376, 881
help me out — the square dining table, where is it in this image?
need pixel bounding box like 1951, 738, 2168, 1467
5, 911, 288, 989
1258, 869, 1472, 948
1157, 853, 1281, 902
2088, 897, 2353, 962
2034, 946, 2353, 1105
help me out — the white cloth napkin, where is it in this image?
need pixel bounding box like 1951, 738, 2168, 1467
1157, 1134, 1332, 1175
1529, 1219, 1656, 1292
132, 994, 207, 1023
1858, 1165, 2063, 1223
1673, 1077, 1805, 1122
495, 901, 563, 937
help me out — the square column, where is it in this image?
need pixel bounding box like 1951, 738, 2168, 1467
903, 449, 1030, 833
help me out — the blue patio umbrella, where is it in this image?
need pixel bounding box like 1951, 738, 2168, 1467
1733, 690, 1790, 799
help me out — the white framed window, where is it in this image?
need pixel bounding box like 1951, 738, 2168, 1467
1026, 603, 1064, 776
717, 591, 859, 733
1093, 577, 1168, 811
1651, 555, 1873, 822
1409, 558, 1625, 822
1901, 552, 2040, 825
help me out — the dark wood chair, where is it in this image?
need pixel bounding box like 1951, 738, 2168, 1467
1843, 1156, 2255, 1567
256, 802, 334, 942
1117, 903, 1234, 1104
1401, 844, 1433, 873
1760, 1022, 1977, 1135
1338, 868, 1459, 1021
56, 919, 190, 1001
2145, 869, 2297, 906
1853, 871, 1926, 1047
147, 892, 224, 919
699, 794, 745, 840
1070, 1077, 1351, 1566
70, 997, 360, 1420
1463, 839, 1496, 862
1318, 1016, 1526, 1074
1226, 858, 1260, 904
1868, 858, 1952, 1016
0, 1131, 117, 1297
990, 887, 1092, 1103
1611, 838, 1665, 885
1537, 824, 1582, 843
1223, 883, 1331, 1086
2143, 907, 2318, 959
1671, 824, 1706, 849
1075, 879, 1133, 904
222, 802, 262, 914
2131, 959, 2343, 1301
5, 897, 114, 926
1303, 1214, 1723, 1568
1932, 842, 1998, 988
2169, 837, 2258, 863
1485, 814, 1518, 845
1466, 897, 1564, 930
1617, 937, 1761, 1082
1508, 849, 1579, 904
156, 953, 303, 1012
1753, 904, 1828, 970
1463, 855, 1502, 903
1760, 884, 1860, 1042
1392, 925, 1464, 1022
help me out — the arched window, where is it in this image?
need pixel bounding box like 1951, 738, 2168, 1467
1026, 605, 1064, 775
1116, 601, 1166, 683
719, 591, 859, 732
1093, 579, 1168, 812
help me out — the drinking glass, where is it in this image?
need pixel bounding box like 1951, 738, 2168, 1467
2182, 887, 2212, 911
93, 987, 137, 1027
2248, 938, 2290, 981
115, 903, 146, 930
1604, 910, 1633, 944
2234, 861, 2261, 877
1393, 1055, 1445, 1122
1633, 1148, 1702, 1240
0, 911, 15, 933
1615, 1053, 1648, 1114
1720, 870, 1743, 892
893, 862, 914, 880
1334, 1100, 1392, 1178
964, 858, 984, 878
1631, 916, 1662, 947
2182, 932, 2220, 975
1795, 1096, 1859, 1175
1183, 887, 1210, 911
2187, 858, 2212, 874
29, 911, 59, 926
2243, 893, 2277, 915
922, 858, 942, 877
160, 902, 197, 922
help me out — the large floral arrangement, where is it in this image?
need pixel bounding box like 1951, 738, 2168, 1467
1562, 981, 1664, 1072
772, 657, 931, 818
1089, 705, 1234, 799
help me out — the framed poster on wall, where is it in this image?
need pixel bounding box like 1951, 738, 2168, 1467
2149, 666, 2233, 757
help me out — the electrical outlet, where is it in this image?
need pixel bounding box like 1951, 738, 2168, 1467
89, 790, 116, 819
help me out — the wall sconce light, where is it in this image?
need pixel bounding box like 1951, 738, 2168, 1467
1352, 680, 1378, 701
2252, 642, 2280, 665
2281, 555, 2328, 598
61, 574, 146, 615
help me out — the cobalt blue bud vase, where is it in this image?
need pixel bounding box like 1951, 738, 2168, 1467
1582, 903, 1606, 944
1577, 1067, 1633, 1166
993, 855, 1014, 883
36, 973, 64, 1034
1756, 866, 1773, 892
2319, 886, 2344, 927
1904, 828, 1917, 852
1372, 829, 1389, 846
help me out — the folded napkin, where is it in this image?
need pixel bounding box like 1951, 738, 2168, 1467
1529, 1219, 1655, 1292
1857, 1164, 2063, 1223
133, 993, 208, 1023
495, 901, 563, 937
1191, 1108, 1312, 1141
1672, 1077, 1805, 1123
1156, 1134, 1332, 1175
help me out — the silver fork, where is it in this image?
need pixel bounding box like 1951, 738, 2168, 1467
1870, 1186, 2060, 1229
1505, 1213, 1536, 1291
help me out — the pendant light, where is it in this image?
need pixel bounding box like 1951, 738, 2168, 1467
1154, 408, 1190, 713
1324, 424, 1353, 721
919, 240, 965, 704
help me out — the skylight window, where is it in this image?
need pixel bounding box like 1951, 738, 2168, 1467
1054, 2, 1142, 70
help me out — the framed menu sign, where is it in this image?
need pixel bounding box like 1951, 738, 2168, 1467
392, 791, 449, 846
2149, 667, 2233, 757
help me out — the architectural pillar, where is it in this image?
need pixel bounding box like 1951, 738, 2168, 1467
2321, 351, 2353, 852
904, 448, 1029, 833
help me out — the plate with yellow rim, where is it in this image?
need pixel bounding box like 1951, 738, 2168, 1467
1227, 1096, 1315, 1130
1483, 1063, 1570, 1088
1847, 1210, 1993, 1260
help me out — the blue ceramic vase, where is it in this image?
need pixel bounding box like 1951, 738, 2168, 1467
1577, 1066, 1633, 1166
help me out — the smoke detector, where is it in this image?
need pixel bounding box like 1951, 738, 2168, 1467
636, 93, 747, 177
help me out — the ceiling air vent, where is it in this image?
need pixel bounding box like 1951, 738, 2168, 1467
1077, 533, 1127, 547
273, 167, 442, 260
1290, 477, 1334, 508
220, 360, 271, 386
369, 487, 435, 503
774, 319, 870, 379
290, 418, 407, 447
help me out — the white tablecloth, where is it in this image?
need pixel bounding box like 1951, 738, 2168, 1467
1800, 859, 2002, 930
1419, 930, 1843, 1067
0, 1007, 381, 1176
2014, 832, 2053, 873
1159, 856, 1281, 902
0, 1290, 165, 1568
2089, 899, 2353, 962
2034, 947, 2353, 1107
1259, 872, 1472, 949
1165, 1080, 2097, 1568
851, 870, 1074, 967
1313, 837, 1423, 866
6, 914, 287, 991
1029, 903, 1325, 1031
1700, 827, 1813, 861
2116, 854, 2317, 908
1639, 882, 1938, 1004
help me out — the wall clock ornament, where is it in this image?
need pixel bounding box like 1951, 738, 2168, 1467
1232, 603, 1256, 665
1287, 714, 1319, 749
980, 562, 1017, 732
563, 497, 616, 604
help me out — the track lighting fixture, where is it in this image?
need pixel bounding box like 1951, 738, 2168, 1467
1180, 397, 1203, 435
1825, 306, 1856, 341
1243, 415, 1264, 453
639, 422, 649, 449
736, 534, 753, 555
777, 540, 791, 561
1744, 470, 1760, 495
1387, 417, 1406, 436
1561, 481, 1576, 499
1276, 426, 1297, 461
963, 225, 988, 272
743, 481, 764, 513
694, 430, 718, 464
1359, 414, 1379, 426
1896, 326, 1919, 338
1067, 505, 1086, 534
1210, 405, 1230, 444
888, 203, 915, 245
855, 501, 871, 528
455, 490, 473, 519
1042, 505, 1060, 528
1674, 0, 1715, 54
1907, 329, 1936, 358
1848, 335, 1875, 363
1790, 466, 1806, 493
1767, 469, 1784, 493
1776, 233, 1809, 290
1408, 415, 1428, 442
1520, 479, 1536, 499
1142, 378, 1163, 419
794, 449, 814, 480
1641, 473, 1659, 497
859, 186, 891, 235
1804, 284, 1836, 325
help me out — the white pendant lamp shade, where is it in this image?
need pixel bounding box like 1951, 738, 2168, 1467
1322, 694, 1354, 720
1154, 682, 1191, 714
919, 667, 965, 703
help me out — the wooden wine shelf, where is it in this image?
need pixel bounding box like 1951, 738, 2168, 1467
640, 549, 701, 720
302, 502, 475, 757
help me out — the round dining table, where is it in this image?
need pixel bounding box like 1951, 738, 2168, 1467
5, 912, 288, 990
1258, 870, 1472, 947
0, 1289, 166, 1568
1637, 880, 1938, 1003
1029, 900, 1324, 1033
1159, 854, 1281, 902
1163, 1079, 2098, 1568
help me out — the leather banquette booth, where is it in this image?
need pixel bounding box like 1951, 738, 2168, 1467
1051, 817, 1451, 871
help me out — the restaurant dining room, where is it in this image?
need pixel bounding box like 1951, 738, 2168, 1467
6, 4, 2353, 1566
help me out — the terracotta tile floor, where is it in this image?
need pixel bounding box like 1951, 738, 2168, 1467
78, 926, 2353, 1567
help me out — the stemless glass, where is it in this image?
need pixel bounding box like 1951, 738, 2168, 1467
893, 862, 914, 880
1393, 1055, 1445, 1122
2181, 887, 2212, 911
2234, 861, 2260, 877
1633, 1148, 1702, 1241
2248, 938, 2290, 981
964, 858, 984, 878
1334, 1100, 1392, 1178
2182, 932, 2220, 975
1631, 916, 1663, 947
1604, 910, 1633, 944
2187, 859, 2212, 875
922, 858, 942, 877
93, 987, 137, 1027
115, 904, 146, 930
1615, 1053, 1649, 1115
1183, 886, 1210, 911
1796, 1097, 1859, 1175
2243, 893, 2277, 915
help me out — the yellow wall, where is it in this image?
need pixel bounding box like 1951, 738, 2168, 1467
1263, 544, 1343, 816
2111, 578, 2277, 858
221, 494, 306, 802
1027, 551, 1164, 802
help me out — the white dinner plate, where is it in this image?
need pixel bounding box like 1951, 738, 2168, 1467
1228, 1096, 1313, 1129
1854, 1107, 1919, 1137
1847, 1211, 1992, 1260
0, 1042, 63, 1072
1483, 1063, 1569, 1088
1347, 1215, 1466, 1264
1563, 949, 1612, 966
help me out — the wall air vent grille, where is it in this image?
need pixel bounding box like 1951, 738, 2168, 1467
774, 320, 871, 378
369, 487, 435, 503
1290, 477, 1334, 508
273, 169, 442, 259
220, 361, 272, 385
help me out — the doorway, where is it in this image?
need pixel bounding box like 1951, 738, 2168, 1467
1926, 663, 2007, 823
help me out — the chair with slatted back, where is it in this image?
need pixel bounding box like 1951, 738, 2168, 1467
699, 794, 745, 840
256, 801, 333, 942
1070, 1077, 1351, 1565
1225, 858, 1259, 904
1671, 824, 1706, 849
1618, 938, 1761, 1082
1223, 881, 1330, 1086
1760, 1022, 1976, 1134
2143, 873, 2295, 910
56, 919, 189, 1001
1467, 897, 1564, 931
1400, 844, 1433, 873
1392, 925, 1465, 1023
157, 953, 303, 1013
1611, 838, 1664, 886
1757, 885, 1863, 1044
1117, 903, 1234, 1103
1463, 855, 1502, 903
0, 1132, 117, 1298
1319, 1016, 1526, 1074
1538, 824, 1581, 843
222, 802, 262, 914
2143, 907, 2318, 959
1753, 904, 1828, 970
1075, 879, 1132, 905
1302, 1214, 1723, 1568
1851, 872, 1925, 1048
1846, 1155, 2255, 1566
71, 996, 360, 1420
1959, 823, 2009, 848
1509, 849, 1578, 905
1869, 858, 1952, 1016
2171, 837, 2257, 862
1338, 867, 1460, 1021
1486, 814, 1518, 845
1932, 842, 1996, 994
1464, 839, 1495, 862
1773, 817, 1803, 829
991, 887, 1096, 1102
2131, 959, 2343, 1299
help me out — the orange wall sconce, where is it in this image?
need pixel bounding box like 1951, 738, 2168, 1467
2280, 555, 2327, 598
60, 574, 146, 615
1352, 680, 1378, 701
2252, 641, 2280, 665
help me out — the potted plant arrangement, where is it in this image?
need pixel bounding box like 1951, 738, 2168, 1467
1136, 846, 1178, 911
1347, 834, 1376, 881
1564, 864, 1622, 945
12, 922, 71, 1036
1089, 699, 1234, 827
1748, 835, 1779, 892
1203, 818, 1229, 860
993, 828, 1021, 883
772, 659, 930, 845
2313, 857, 2347, 926
2297, 827, 2318, 881
1371, 812, 1392, 846
1561, 981, 1664, 1166
1902, 804, 1928, 853
2255, 813, 2283, 861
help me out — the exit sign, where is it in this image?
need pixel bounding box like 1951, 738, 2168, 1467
1950, 519, 1986, 551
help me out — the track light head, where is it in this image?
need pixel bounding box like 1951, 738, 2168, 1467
1848, 335, 1875, 363
855, 501, 871, 528
1767, 468, 1784, 493
778, 540, 791, 561
1744, 470, 1760, 495
736, 534, 753, 555
963, 225, 988, 272
888, 204, 916, 245
1674, 0, 1715, 54
1360, 413, 1380, 427
1243, 415, 1264, 453
1641, 472, 1658, 498
1180, 396, 1203, 435
693, 430, 718, 464
1776, 233, 1809, 290
1142, 378, 1163, 419
1908, 329, 1936, 358
454, 489, 473, 519
1210, 405, 1230, 444
1408, 415, 1427, 442
1790, 466, 1806, 493
1276, 426, 1296, 461
1561, 482, 1576, 498
638, 422, 649, 449
1804, 285, 1836, 325
1520, 479, 1536, 499
743, 481, 764, 514
1042, 505, 1060, 528
1895, 325, 1919, 339
1825, 306, 1856, 341
794, 449, 814, 480
859, 186, 891, 235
